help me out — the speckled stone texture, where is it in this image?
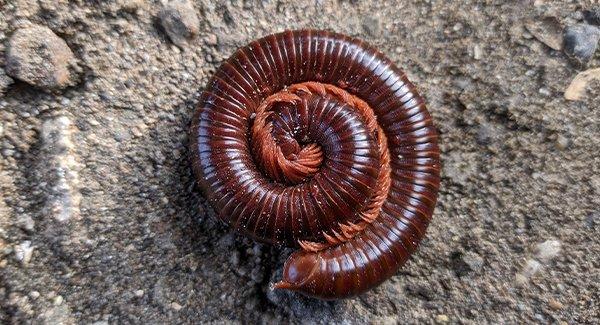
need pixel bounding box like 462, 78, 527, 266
0, 1, 598, 324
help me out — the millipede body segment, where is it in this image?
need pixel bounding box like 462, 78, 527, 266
190, 30, 440, 300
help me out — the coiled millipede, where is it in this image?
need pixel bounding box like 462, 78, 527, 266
190, 30, 440, 300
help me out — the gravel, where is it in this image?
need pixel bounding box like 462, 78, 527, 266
1, 1, 599, 324
563, 23, 600, 63
525, 17, 564, 51
159, 0, 200, 48
564, 67, 600, 100
5, 24, 76, 89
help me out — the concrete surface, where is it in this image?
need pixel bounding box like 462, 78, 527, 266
0, 0, 598, 324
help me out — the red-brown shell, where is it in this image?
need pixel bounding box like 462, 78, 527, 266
190, 30, 440, 299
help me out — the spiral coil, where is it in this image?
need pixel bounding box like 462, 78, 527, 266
191, 30, 440, 299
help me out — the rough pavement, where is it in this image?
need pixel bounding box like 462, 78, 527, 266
1, 1, 599, 324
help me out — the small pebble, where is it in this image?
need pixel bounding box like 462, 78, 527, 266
538, 87, 551, 96
205, 34, 218, 45
54, 295, 63, 306
549, 299, 564, 310
563, 24, 600, 63
17, 215, 35, 232
29, 291, 40, 299
134, 290, 144, 297
131, 127, 143, 138
535, 240, 562, 262
435, 314, 449, 323
462, 252, 484, 272
555, 135, 570, 150
6, 24, 76, 89
170, 302, 183, 311
473, 44, 483, 60
159, 0, 200, 47
14, 241, 34, 266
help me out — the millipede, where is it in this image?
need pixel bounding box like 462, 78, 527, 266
190, 30, 440, 300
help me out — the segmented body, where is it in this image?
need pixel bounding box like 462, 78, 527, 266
190, 30, 440, 299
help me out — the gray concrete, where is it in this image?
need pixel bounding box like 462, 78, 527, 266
1, 1, 598, 324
